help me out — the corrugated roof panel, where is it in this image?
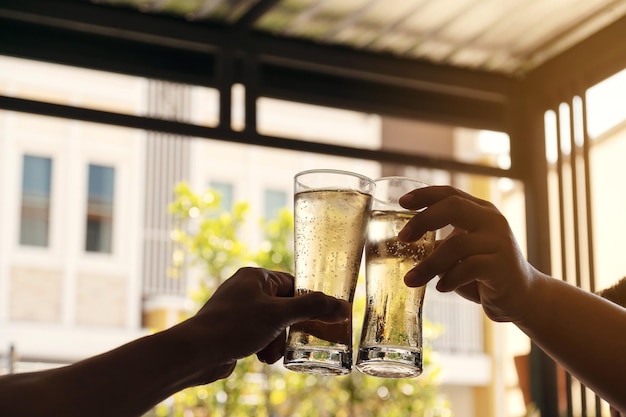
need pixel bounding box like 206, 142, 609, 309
94, 0, 626, 75
398, 0, 477, 34
452, 47, 507, 72
435, 0, 528, 47
349, 0, 437, 49
412, 38, 457, 62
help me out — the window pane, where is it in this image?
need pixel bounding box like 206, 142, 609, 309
85, 164, 115, 253
264, 189, 287, 220
209, 181, 234, 213
382, 116, 511, 169
20, 155, 52, 247
258, 97, 381, 148
586, 68, 626, 139
257, 99, 511, 170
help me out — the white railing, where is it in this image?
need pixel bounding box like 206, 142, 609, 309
423, 282, 484, 354
142, 81, 191, 297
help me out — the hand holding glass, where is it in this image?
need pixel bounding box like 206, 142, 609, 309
356, 177, 436, 378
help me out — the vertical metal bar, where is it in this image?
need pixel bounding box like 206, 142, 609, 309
568, 99, 588, 417
555, 104, 568, 289
565, 374, 573, 417
580, 93, 596, 295
217, 48, 233, 131
510, 84, 558, 416
568, 102, 582, 290
555, 103, 575, 417
580, 90, 605, 417
244, 54, 258, 135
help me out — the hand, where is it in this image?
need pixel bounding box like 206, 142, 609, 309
182, 267, 350, 381
398, 186, 539, 323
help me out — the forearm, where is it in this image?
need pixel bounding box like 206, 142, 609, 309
0, 324, 216, 417
0, 267, 347, 417
516, 273, 626, 412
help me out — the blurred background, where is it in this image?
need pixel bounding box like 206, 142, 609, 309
1, 1, 625, 416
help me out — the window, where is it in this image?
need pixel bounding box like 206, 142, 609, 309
85, 164, 115, 253
209, 181, 234, 213
19, 155, 53, 247
264, 189, 287, 220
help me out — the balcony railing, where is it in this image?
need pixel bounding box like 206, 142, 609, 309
423, 282, 484, 355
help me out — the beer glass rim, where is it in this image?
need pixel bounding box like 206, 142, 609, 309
295, 169, 376, 194
373, 176, 430, 186
295, 168, 375, 184
372, 176, 430, 211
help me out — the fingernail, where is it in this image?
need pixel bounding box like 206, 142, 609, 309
398, 226, 411, 242
435, 279, 451, 293
398, 193, 413, 206
404, 269, 421, 287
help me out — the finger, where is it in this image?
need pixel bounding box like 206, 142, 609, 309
404, 232, 498, 286
399, 185, 491, 210
275, 291, 351, 326
435, 254, 494, 293
289, 319, 351, 345
454, 282, 481, 303
261, 270, 295, 297
399, 195, 498, 242
257, 330, 287, 364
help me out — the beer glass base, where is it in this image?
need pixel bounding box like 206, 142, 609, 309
283, 348, 352, 376
356, 346, 422, 378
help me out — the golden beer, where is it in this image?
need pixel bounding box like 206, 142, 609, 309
284, 186, 372, 375
356, 211, 435, 377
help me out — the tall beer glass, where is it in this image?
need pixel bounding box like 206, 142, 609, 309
283, 169, 375, 375
356, 177, 435, 378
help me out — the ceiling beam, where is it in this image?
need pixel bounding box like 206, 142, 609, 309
0, 17, 217, 86
0, 94, 512, 178
0, 0, 514, 95
260, 63, 508, 131
0, 0, 515, 131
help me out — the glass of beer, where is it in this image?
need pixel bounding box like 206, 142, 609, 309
283, 169, 375, 376
356, 176, 435, 378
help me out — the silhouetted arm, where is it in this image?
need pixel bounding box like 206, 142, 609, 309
0, 267, 350, 417
399, 185, 626, 412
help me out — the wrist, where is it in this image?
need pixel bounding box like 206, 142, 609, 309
512, 267, 549, 328
163, 316, 233, 386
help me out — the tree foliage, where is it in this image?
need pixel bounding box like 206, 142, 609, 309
159, 182, 451, 417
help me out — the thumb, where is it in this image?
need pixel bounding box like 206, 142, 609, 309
277, 292, 351, 326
